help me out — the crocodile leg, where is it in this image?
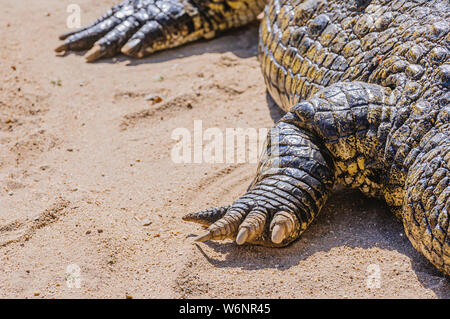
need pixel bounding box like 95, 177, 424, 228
55, 0, 266, 62
184, 81, 393, 246
186, 119, 335, 246
403, 114, 449, 275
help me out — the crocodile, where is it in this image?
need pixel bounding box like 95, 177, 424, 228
56, 0, 450, 276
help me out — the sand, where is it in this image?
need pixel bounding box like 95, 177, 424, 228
0, 0, 448, 298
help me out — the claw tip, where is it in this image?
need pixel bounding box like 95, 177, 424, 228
181, 214, 192, 222
236, 227, 249, 245
59, 31, 74, 41
194, 231, 212, 242
121, 39, 141, 57
121, 44, 133, 56
271, 224, 286, 244
85, 44, 105, 63
54, 43, 67, 53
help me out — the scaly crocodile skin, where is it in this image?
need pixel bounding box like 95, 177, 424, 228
56, 0, 449, 275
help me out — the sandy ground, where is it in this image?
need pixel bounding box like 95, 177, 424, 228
0, 0, 448, 299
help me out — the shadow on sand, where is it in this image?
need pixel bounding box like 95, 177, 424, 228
193, 188, 449, 298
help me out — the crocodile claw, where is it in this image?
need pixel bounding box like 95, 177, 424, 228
85, 44, 107, 62
194, 231, 213, 242
270, 212, 296, 244
271, 224, 286, 244
235, 227, 250, 245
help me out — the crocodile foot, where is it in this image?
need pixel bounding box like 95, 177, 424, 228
56, 0, 207, 61
55, 0, 264, 62
183, 121, 335, 247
